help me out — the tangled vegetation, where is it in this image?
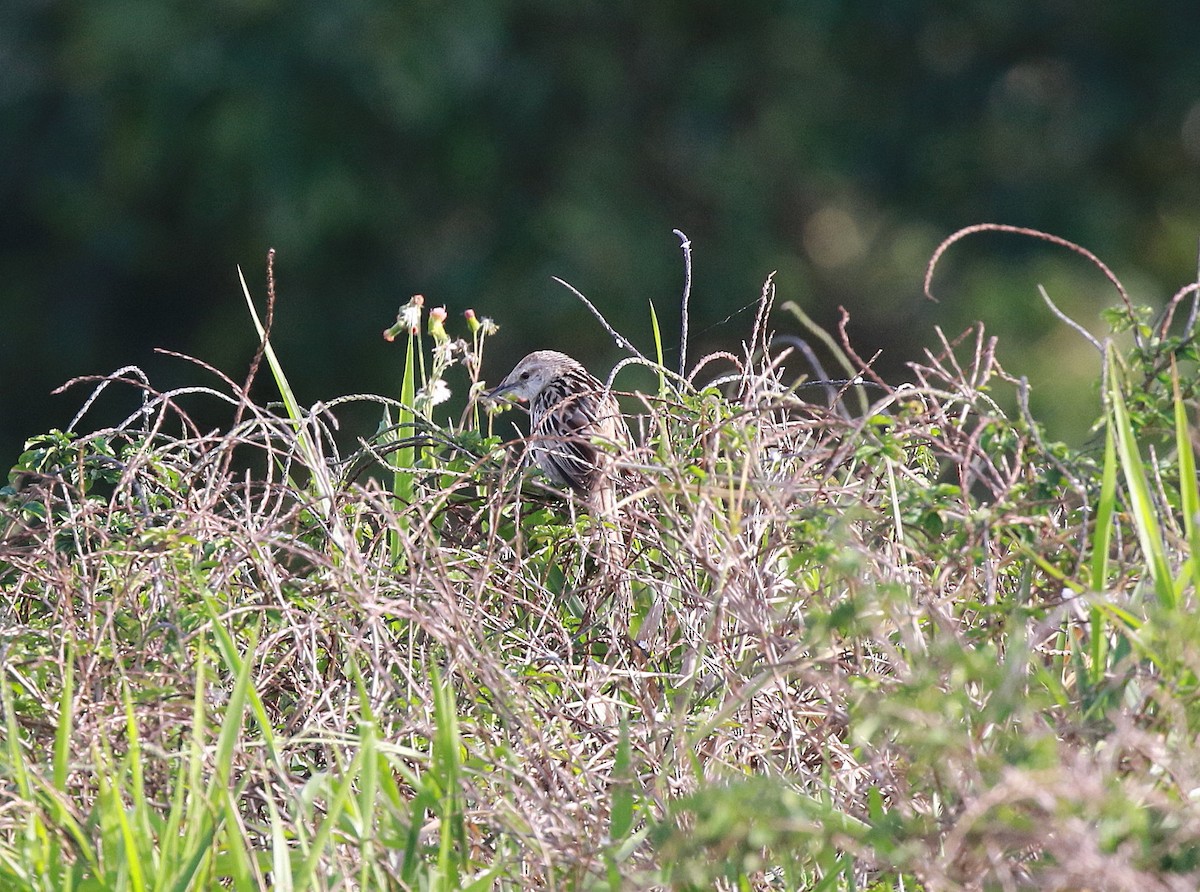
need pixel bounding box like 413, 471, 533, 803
3, 230, 1200, 890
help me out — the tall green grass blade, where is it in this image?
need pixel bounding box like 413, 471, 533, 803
217, 790, 259, 892
51, 643, 72, 795
165, 811, 219, 892
208, 644, 252, 792
431, 667, 467, 888
1, 666, 43, 887
1, 669, 33, 807
238, 267, 341, 550
400, 782, 437, 886
1084, 418, 1121, 693
179, 622, 264, 891
40, 638, 76, 890
610, 718, 634, 841
198, 591, 270, 884
93, 744, 124, 889
649, 299, 667, 398
239, 266, 303, 428
266, 793, 294, 892
1090, 421, 1118, 591
1109, 370, 1176, 609
28, 776, 94, 888
605, 717, 636, 887
157, 645, 205, 892
119, 682, 152, 891
357, 725, 380, 890
201, 592, 288, 785
296, 747, 365, 892
1172, 361, 1200, 596
114, 788, 148, 892
166, 639, 213, 891
344, 658, 384, 889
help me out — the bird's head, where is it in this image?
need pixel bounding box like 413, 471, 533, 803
485, 350, 577, 403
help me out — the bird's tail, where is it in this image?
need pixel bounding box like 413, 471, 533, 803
588, 472, 635, 635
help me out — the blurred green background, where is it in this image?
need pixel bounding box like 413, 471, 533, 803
4, 1, 1199, 466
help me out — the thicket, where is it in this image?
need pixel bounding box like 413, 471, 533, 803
3, 230, 1200, 890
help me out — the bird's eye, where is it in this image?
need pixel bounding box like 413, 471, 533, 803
520, 372, 531, 380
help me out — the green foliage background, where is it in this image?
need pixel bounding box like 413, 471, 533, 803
4, 1, 1199, 461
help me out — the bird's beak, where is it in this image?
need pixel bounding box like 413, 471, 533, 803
484, 380, 523, 403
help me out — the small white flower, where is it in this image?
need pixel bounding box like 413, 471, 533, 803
417, 378, 452, 408
401, 303, 423, 333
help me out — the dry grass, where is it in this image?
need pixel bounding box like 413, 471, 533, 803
3, 233, 1200, 890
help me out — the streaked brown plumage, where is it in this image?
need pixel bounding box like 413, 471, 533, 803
487, 350, 655, 641
485, 350, 631, 502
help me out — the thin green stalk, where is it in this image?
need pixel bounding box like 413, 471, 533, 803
392, 325, 418, 563
780, 299, 870, 415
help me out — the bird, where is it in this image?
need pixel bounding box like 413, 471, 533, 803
484, 350, 631, 505
487, 350, 661, 647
